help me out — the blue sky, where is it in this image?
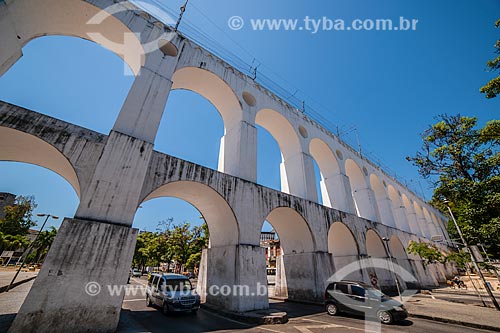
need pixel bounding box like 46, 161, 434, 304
0, 0, 499, 232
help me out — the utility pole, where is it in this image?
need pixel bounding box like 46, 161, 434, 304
444, 200, 500, 311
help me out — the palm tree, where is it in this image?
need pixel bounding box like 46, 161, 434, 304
32, 227, 57, 263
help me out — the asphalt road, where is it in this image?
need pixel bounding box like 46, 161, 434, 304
118, 278, 495, 333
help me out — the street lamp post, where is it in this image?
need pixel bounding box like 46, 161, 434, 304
444, 200, 500, 311
6, 213, 59, 292
382, 237, 403, 302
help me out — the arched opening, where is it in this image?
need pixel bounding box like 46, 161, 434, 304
2, 0, 144, 76
309, 138, 341, 208
387, 185, 410, 232
0, 162, 79, 230
255, 109, 303, 197
402, 194, 421, 235
141, 181, 238, 248
0, 127, 81, 197
328, 222, 362, 281
0, 36, 134, 134
155, 90, 223, 169
365, 229, 392, 290
422, 207, 437, 239
0, 129, 80, 259
370, 174, 395, 227
171, 67, 242, 130
260, 207, 315, 301
345, 159, 377, 221
389, 236, 408, 260
167, 67, 244, 175
138, 181, 240, 308
256, 125, 282, 191
388, 235, 417, 290
413, 202, 428, 237
312, 159, 323, 205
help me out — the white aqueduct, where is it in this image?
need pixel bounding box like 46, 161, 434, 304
0, 0, 455, 331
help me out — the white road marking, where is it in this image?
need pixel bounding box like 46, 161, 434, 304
131, 278, 148, 287
299, 318, 380, 333
123, 298, 146, 302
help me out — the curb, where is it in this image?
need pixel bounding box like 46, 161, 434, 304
201, 303, 288, 325
409, 313, 500, 332
0, 276, 37, 293
269, 296, 323, 307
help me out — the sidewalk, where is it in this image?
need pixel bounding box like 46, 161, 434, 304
0, 269, 38, 293
0, 279, 34, 332
405, 293, 500, 331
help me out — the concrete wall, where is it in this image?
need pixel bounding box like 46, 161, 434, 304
9, 218, 137, 333
0, 0, 455, 327
0, 0, 449, 240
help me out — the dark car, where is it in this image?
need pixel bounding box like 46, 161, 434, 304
324, 281, 408, 324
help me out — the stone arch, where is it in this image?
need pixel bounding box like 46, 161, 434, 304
309, 139, 341, 208
345, 159, 377, 220
370, 174, 395, 227
0, 126, 81, 198
255, 109, 301, 161
263, 207, 315, 254
255, 109, 304, 197
413, 202, 429, 237
387, 185, 410, 232
2, 0, 145, 76
366, 229, 387, 258
422, 207, 437, 238
402, 194, 421, 235
389, 235, 408, 259
328, 222, 359, 256
328, 222, 363, 281
141, 181, 238, 248
262, 207, 316, 301
171, 67, 243, 131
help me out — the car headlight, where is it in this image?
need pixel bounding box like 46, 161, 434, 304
393, 306, 405, 311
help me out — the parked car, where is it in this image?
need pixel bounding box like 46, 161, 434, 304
324, 280, 408, 324
131, 268, 142, 277
146, 273, 200, 314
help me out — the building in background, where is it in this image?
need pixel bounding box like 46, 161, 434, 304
0, 192, 16, 219
260, 230, 280, 268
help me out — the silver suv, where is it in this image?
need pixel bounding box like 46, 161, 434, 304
146, 273, 200, 314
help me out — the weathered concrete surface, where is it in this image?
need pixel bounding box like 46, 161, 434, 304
0, 102, 454, 295
198, 245, 269, 312
276, 252, 334, 302
9, 218, 137, 333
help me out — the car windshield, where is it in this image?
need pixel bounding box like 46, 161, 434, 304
164, 279, 192, 292
366, 287, 386, 299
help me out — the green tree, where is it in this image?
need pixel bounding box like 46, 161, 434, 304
30, 226, 57, 263
0, 195, 37, 236
132, 219, 209, 273
0, 232, 29, 251
407, 241, 471, 269
407, 241, 446, 266
480, 19, 500, 98
171, 222, 202, 271
407, 114, 500, 256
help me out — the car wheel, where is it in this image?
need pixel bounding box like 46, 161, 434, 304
146, 295, 153, 307
377, 310, 393, 324
326, 303, 339, 316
